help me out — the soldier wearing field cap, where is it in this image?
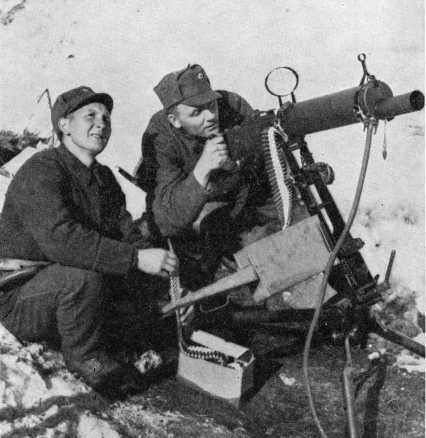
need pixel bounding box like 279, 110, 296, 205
136, 64, 278, 291
0, 86, 178, 397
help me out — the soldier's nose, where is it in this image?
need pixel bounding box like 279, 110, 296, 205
95, 116, 108, 129
204, 109, 216, 122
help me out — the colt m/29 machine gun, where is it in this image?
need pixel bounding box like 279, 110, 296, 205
163, 54, 424, 346
162, 54, 424, 437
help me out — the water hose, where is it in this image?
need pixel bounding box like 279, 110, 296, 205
303, 119, 376, 438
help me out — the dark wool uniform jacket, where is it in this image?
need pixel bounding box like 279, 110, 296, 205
136, 90, 271, 238
0, 145, 147, 276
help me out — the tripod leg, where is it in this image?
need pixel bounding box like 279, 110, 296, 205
371, 317, 425, 358
343, 336, 359, 438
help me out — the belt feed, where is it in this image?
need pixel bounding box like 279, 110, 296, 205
262, 127, 295, 228
169, 270, 228, 365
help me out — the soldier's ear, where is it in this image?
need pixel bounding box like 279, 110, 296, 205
58, 117, 71, 136
167, 113, 182, 129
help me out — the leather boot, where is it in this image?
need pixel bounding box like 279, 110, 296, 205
66, 352, 145, 399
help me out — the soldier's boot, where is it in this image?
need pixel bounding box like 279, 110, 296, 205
66, 351, 145, 399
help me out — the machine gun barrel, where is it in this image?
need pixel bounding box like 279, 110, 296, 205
374, 90, 424, 119
278, 82, 424, 137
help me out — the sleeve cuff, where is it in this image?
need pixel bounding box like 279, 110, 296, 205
93, 238, 136, 275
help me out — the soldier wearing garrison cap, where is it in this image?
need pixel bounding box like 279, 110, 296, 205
136, 64, 279, 292
0, 86, 178, 397
154, 65, 221, 109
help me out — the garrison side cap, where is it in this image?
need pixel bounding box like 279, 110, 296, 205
51, 86, 113, 134
154, 64, 221, 110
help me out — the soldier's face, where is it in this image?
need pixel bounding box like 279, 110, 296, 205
169, 100, 219, 138
60, 102, 111, 156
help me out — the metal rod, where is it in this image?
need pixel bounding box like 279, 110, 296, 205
232, 308, 315, 324
384, 250, 396, 283
373, 319, 425, 358
343, 336, 359, 438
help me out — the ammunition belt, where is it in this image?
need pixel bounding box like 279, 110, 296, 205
169, 267, 228, 365
262, 127, 296, 228
180, 342, 228, 365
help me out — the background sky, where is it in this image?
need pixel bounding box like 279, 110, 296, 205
0, 0, 424, 305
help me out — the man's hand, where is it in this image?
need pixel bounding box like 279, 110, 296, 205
179, 303, 195, 326
193, 135, 228, 187
137, 249, 178, 277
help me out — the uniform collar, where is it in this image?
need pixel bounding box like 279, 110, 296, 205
57, 144, 99, 186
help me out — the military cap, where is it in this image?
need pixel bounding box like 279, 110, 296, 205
51, 86, 113, 134
154, 64, 221, 110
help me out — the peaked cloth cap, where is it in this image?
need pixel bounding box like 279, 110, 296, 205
51, 86, 113, 134
154, 64, 221, 110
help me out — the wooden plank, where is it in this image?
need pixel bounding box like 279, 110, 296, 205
264, 273, 337, 309
161, 265, 258, 314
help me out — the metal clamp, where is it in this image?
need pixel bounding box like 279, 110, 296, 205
357, 53, 376, 86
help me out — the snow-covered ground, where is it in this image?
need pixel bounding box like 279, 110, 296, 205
0, 0, 424, 436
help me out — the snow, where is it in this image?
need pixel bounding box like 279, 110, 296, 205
0, 0, 424, 435
396, 333, 426, 373
77, 413, 121, 438
0, 326, 91, 436
0, 141, 49, 208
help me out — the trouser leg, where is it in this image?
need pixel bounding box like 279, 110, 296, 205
1, 263, 104, 365
104, 271, 171, 356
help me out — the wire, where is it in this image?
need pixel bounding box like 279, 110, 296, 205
302, 120, 376, 438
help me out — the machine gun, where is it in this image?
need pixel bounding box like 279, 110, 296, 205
162, 54, 424, 437
162, 55, 423, 336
